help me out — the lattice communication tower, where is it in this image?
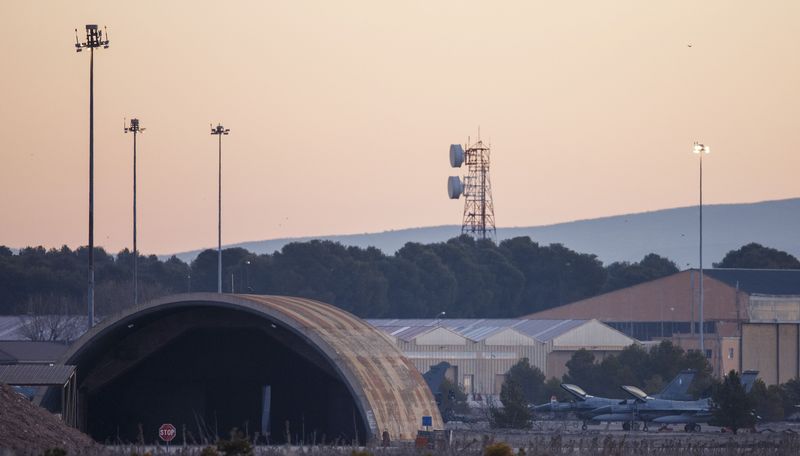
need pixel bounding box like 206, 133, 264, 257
447, 136, 496, 240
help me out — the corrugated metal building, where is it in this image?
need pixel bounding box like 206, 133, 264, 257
368, 318, 636, 397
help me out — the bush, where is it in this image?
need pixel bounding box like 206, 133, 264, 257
484, 442, 514, 456
216, 428, 253, 456
491, 378, 532, 429
43, 449, 67, 456
712, 370, 756, 434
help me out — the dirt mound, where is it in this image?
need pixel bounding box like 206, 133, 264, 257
0, 383, 96, 455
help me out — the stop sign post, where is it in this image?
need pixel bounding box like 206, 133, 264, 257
159, 423, 176, 446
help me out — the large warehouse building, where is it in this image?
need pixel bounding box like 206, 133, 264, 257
368, 318, 636, 397
526, 269, 800, 384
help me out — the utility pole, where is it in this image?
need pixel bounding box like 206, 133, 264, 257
125, 119, 144, 305
210, 124, 230, 293
75, 25, 110, 330
693, 142, 711, 356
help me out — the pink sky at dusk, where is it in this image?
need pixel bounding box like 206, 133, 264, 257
1, 1, 798, 255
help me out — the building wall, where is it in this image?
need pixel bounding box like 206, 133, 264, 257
720, 337, 740, 375
551, 320, 634, 347
670, 333, 725, 375
395, 339, 550, 396
742, 323, 800, 385
779, 324, 799, 383
394, 328, 633, 395
748, 296, 800, 322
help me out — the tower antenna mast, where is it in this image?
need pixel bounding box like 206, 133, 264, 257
447, 132, 496, 240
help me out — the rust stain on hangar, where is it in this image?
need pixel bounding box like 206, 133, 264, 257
57, 293, 442, 442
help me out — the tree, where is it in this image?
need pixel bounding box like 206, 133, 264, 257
781, 377, 800, 418
682, 350, 714, 398
542, 377, 567, 403
19, 296, 82, 342
712, 370, 756, 433
748, 379, 784, 421
714, 243, 800, 269
492, 376, 532, 429
603, 253, 679, 293
563, 349, 597, 389
505, 358, 547, 404
437, 378, 468, 422
647, 340, 685, 383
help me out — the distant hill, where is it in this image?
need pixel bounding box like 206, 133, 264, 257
167, 198, 800, 267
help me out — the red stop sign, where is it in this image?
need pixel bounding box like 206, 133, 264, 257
159, 423, 177, 442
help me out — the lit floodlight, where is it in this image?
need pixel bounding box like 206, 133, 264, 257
693, 142, 710, 154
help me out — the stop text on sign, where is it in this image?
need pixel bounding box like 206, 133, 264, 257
159, 423, 176, 442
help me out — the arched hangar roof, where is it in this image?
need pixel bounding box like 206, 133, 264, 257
58, 293, 442, 441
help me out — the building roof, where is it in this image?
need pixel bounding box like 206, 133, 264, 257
60, 293, 443, 440
367, 318, 594, 343
0, 364, 75, 386
704, 268, 800, 295
0, 341, 70, 364
0, 316, 24, 340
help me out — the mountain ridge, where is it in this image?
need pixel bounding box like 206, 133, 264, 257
165, 197, 800, 267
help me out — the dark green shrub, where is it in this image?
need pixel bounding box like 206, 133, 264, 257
216, 428, 253, 456
485, 442, 514, 456
42, 449, 67, 456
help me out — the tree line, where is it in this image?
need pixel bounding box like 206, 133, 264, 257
488, 342, 800, 429
0, 239, 796, 319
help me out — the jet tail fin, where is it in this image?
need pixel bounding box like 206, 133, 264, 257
655, 369, 696, 400
740, 370, 759, 393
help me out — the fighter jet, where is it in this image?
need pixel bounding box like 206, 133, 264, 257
590, 370, 759, 432
532, 369, 696, 430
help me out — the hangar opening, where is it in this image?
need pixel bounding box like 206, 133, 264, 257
50, 294, 441, 444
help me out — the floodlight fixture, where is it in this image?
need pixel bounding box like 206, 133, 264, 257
74, 23, 110, 331
125, 118, 144, 305
211, 123, 231, 293
692, 141, 711, 355
693, 142, 710, 155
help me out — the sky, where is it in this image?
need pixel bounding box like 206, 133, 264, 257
1, 1, 799, 255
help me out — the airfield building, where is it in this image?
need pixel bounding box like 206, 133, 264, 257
368, 318, 636, 398
525, 269, 800, 385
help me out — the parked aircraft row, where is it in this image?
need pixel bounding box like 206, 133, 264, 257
533, 370, 759, 432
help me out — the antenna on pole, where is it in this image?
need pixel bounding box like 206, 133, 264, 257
124, 118, 143, 305
446, 131, 496, 241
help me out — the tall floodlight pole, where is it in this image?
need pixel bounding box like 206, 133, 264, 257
125, 119, 144, 305
210, 124, 230, 293
75, 25, 109, 330
693, 142, 710, 356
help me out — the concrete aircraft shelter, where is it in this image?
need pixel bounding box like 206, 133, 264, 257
50, 293, 441, 444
